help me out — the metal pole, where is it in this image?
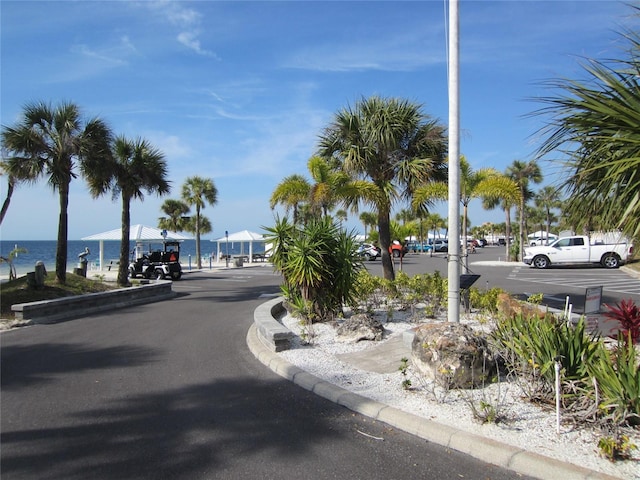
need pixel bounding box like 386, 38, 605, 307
225, 231, 229, 268
447, 0, 461, 323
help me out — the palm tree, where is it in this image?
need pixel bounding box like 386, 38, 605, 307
318, 96, 447, 280
335, 209, 348, 228
1, 101, 112, 283
534, 185, 562, 244
158, 199, 190, 232
307, 156, 351, 218
359, 211, 377, 240
89, 136, 169, 286
532, 25, 640, 238
413, 156, 520, 262
270, 174, 311, 224
506, 160, 542, 261
182, 176, 218, 269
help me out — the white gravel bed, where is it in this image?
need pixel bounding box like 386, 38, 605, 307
279, 311, 640, 480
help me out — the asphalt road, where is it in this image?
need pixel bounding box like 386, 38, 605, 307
1, 266, 531, 480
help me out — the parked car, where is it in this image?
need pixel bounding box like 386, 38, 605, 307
407, 241, 433, 253
476, 238, 487, 247
529, 235, 558, 246
431, 239, 448, 252
523, 234, 634, 269
357, 243, 381, 261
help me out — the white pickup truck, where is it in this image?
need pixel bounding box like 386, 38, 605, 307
523, 235, 634, 269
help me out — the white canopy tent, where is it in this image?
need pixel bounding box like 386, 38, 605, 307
212, 230, 267, 264
81, 224, 192, 271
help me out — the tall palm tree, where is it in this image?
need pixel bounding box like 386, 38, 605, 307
532, 24, 640, 238
89, 136, 169, 286
413, 156, 521, 258
182, 176, 218, 269
1, 101, 112, 283
270, 174, 311, 224
158, 199, 190, 232
534, 185, 562, 244
307, 156, 351, 218
359, 211, 377, 240
318, 96, 447, 280
506, 160, 542, 261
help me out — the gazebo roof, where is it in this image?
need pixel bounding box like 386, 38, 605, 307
213, 230, 265, 242
82, 224, 193, 241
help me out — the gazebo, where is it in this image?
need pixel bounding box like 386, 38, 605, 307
81, 224, 192, 271
212, 230, 267, 264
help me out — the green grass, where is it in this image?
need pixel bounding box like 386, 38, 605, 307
1, 273, 116, 319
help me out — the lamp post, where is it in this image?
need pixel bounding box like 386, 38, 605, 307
225, 230, 229, 268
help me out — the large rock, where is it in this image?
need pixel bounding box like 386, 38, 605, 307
336, 314, 384, 343
496, 292, 546, 319
411, 323, 496, 389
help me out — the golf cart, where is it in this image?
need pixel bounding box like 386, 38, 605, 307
128, 240, 183, 280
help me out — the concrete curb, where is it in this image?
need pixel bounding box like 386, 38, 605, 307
246, 301, 624, 480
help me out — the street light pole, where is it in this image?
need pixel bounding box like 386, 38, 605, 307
447, 0, 461, 323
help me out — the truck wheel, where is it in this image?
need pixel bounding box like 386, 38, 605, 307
364, 253, 371, 261
155, 269, 165, 280
532, 255, 550, 269
601, 254, 620, 269
129, 267, 137, 279
171, 271, 182, 280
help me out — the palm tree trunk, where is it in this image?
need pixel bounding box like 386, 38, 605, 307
56, 185, 69, 284
118, 197, 131, 286
0, 175, 15, 225
378, 209, 395, 280
505, 207, 512, 260
195, 206, 202, 269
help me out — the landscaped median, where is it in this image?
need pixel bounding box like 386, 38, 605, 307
11, 280, 176, 324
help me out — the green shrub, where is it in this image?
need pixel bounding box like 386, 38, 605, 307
492, 314, 601, 384
587, 333, 640, 425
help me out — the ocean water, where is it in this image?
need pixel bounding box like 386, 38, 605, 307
0, 239, 266, 277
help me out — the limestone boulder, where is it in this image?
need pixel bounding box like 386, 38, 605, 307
336, 314, 384, 343
411, 323, 496, 389
496, 292, 546, 319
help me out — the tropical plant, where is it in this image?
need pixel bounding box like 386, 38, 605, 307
270, 174, 311, 224
603, 299, 640, 344
506, 160, 543, 261
413, 156, 521, 263
158, 199, 190, 232
492, 313, 602, 385
534, 185, 563, 242
359, 211, 377, 241
531, 19, 640, 239
318, 95, 448, 280
182, 176, 218, 269
587, 333, 640, 425
88, 136, 170, 286
1, 101, 112, 283
264, 215, 362, 322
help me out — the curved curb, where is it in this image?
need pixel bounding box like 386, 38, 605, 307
246, 303, 624, 480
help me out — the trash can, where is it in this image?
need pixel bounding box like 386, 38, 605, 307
75, 259, 88, 277
234, 257, 244, 267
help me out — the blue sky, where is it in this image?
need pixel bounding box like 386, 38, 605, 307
1, 0, 636, 240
